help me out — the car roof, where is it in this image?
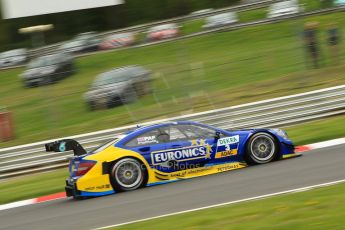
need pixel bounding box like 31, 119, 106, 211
125, 121, 204, 134
94, 65, 145, 83
103, 65, 141, 75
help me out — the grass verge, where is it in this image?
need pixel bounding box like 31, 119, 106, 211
111, 182, 345, 230
0, 114, 344, 205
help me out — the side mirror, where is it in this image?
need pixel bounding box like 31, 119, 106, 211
215, 131, 221, 140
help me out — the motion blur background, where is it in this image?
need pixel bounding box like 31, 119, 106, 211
0, 0, 344, 149
1, 1, 345, 227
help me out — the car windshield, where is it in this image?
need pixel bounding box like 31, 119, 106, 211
178, 124, 217, 139
93, 69, 131, 87
28, 55, 61, 68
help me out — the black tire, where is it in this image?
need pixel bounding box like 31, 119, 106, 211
121, 87, 138, 104
110, 158, 147, 192
245, 132, 278, 165
106, 96, 121, 109
24, 81, 33, 88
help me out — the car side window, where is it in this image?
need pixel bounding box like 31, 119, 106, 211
168, 126, 188, 142
178, 125, 219, 139
125, 127, 169, 147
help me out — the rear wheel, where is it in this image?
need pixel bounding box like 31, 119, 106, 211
245, 133, 278, 164
110, 158, 147, 192
88, 101, 96, 111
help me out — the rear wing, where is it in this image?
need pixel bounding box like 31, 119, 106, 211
45, 139, 87, 156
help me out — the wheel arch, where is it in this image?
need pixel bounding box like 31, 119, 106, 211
243, 131, 281, 163
104, 156, 150, 188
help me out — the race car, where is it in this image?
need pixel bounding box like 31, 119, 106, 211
45, 121, 298, 199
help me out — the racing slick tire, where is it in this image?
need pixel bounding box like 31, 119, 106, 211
245, 132, 278, 165
88, 101, 96, 111
110, 158, 147, 192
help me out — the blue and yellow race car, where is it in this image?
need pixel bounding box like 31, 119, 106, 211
45, 121, 298, 199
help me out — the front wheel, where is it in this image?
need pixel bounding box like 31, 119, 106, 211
110, 158, 147, 192
245, 133, 278, 165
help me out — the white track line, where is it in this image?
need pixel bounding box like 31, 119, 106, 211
0, 199, 35, 211
96, 179, 345, 230
308, 138, 345, 149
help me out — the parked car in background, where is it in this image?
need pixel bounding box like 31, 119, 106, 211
268, 0, 301, 18
84, 66, 152, 110
20, 53, 75, 87
99, 33, 136, 50
59, 32, 100, 53
146, 23, 180, 42
0, 49, 27, 68
202, 12, 238, 30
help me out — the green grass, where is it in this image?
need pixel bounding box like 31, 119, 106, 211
0, 114, 344, 205
301, 0, 322, 11
181, 19, 205, 35
285, 115, 345, 145
1, 11, 345, 148
238, 8, 268, 23
111, 182, 345, 230
0, 169, 68, 204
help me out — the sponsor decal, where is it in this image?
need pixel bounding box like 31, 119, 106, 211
137, 136, 158, 145
85, 184, 111, 191
217, 163, 241, 172
153, 162, 246, 180
215, 149, 238, 159
59, 142, 66, 152
151, 146, 207, 165
85, 187, 95, 191
170, 167, 210, 178
217, 135, 240, 146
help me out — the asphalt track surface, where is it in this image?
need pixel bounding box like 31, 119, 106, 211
1, 144, 345, 230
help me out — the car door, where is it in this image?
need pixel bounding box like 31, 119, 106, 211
123, 127, 169, 170
162, 124, 218, 172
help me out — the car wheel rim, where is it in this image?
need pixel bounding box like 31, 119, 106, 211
250, 135, 275, 161
113, 159, 142, 189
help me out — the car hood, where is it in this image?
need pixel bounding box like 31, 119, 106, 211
0, 56, 25, 64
